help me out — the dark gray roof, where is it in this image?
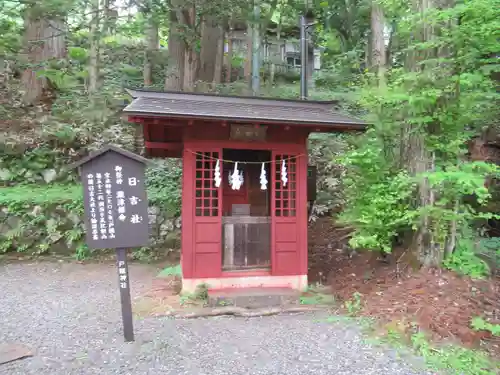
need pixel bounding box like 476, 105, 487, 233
70, 144, 150, 169
123, 89, 366, 128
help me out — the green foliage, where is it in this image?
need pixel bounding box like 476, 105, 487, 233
158, 264, 182, 278
0, 184, 85, 257
477, 237, 500, 271
471, 316, 500, 337
409, 331, 497, 375
343, 292, 363, 316
308, 133, 349, 213
0, 184, 82, 205
443, 235, 490, 278
180, 283, 209, 305
0, 17, 21, 57
145, 158, 182, 217
379, 325, 498, 375
0, 145, 78, 185
338, 133, 415, 252
337, 0, 500, 269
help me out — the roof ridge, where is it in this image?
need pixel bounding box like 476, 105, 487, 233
125, 88, 338, 106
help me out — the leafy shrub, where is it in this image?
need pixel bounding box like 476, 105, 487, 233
0, 185, 86, 257
471, 316, 500, 336
145, 158, 182, 217
444, 236, 491, 278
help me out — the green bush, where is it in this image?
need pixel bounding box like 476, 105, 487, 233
0, 184, 86, 257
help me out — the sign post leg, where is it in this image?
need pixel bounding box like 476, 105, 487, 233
116, 248, 135, 342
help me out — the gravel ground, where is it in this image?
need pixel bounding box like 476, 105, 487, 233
0, 262, 432, 375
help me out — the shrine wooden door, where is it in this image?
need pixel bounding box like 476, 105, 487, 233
271, 151, 302, 276
182, 147, 223, 279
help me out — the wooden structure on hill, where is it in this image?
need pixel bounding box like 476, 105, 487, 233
124, 89, 365, 293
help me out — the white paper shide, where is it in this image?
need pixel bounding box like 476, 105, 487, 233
281, 159, 288, 186
259, 162, 268, 190
229, 162, 243, 190
214, 159, 222, 188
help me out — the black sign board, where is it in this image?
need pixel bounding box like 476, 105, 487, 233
71, 145, 150, 343
72, 145, 150, 250
307, 165, 317, 202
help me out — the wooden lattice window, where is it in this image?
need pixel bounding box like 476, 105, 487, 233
274, 155, 297, 217
195, 151, 220, 217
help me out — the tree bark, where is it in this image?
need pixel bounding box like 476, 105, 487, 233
21, 11, 66, 105
212, 26, 224, 86
371, 0, 386, 83
405, 0, 447, 267
199, 16, 219, 83
88, 0, 100, 97
164, 10, 185, 91
143, 10, 159, 86
244, 23, 253, 87
225, 25, 233, 83
183, 46, 198, 92
182, 6, 197, 92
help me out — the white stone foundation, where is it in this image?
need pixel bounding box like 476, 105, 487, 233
181, 274, 308, 294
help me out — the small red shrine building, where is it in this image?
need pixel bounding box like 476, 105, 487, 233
123, 89, 365, 293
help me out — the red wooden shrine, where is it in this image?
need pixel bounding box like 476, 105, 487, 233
124, 89, 365, 293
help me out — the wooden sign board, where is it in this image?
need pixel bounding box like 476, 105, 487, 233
72, 145, 150, 250
71, 145, 151, 343
230, 124, 267, 141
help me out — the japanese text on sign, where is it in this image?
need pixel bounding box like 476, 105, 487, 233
87, 174, 98, 240
118, 260, 128, 289
75, 145, 150, 251
114, 165, 144, 225
96, 173, 108, 240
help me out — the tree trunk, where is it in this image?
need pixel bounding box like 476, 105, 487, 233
225, 25, 233, 83
88, 0, 100, 97
405, 0, 444, 267
143, 10, 159, 86
371, 0, 386, 83
212, 26, 224, 86
21, 12, 66, 105
244, 23, 253, 87
183, 47, 198, 92
182, 6, 197, 91
199, 16, 219, 83
164, 10, 185, 91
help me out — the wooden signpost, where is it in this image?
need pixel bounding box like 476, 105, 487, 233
71, 145, 150, 342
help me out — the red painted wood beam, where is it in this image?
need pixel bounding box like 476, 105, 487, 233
127, 116, 143, 123
145, 141, 183, 150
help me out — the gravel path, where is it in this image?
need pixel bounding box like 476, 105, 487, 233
0, 262, 431, 375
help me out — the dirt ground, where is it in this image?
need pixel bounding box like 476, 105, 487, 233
307, 217, 500, 358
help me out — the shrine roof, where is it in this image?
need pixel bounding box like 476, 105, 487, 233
123, 89, 366, 130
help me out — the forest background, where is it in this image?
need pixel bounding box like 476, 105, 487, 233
0, 0, 499, 372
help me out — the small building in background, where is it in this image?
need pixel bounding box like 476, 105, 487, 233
226, 15, 320, 83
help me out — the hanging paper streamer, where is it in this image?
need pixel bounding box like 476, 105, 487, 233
239, 170, 244, 186
214, 159, 221, 188
259, 162, 268, 190
281, 159, 288, 186
230, 162, 243, 190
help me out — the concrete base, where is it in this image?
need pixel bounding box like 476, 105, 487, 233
208, 287, 300, 308
181, 274, 308, 295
